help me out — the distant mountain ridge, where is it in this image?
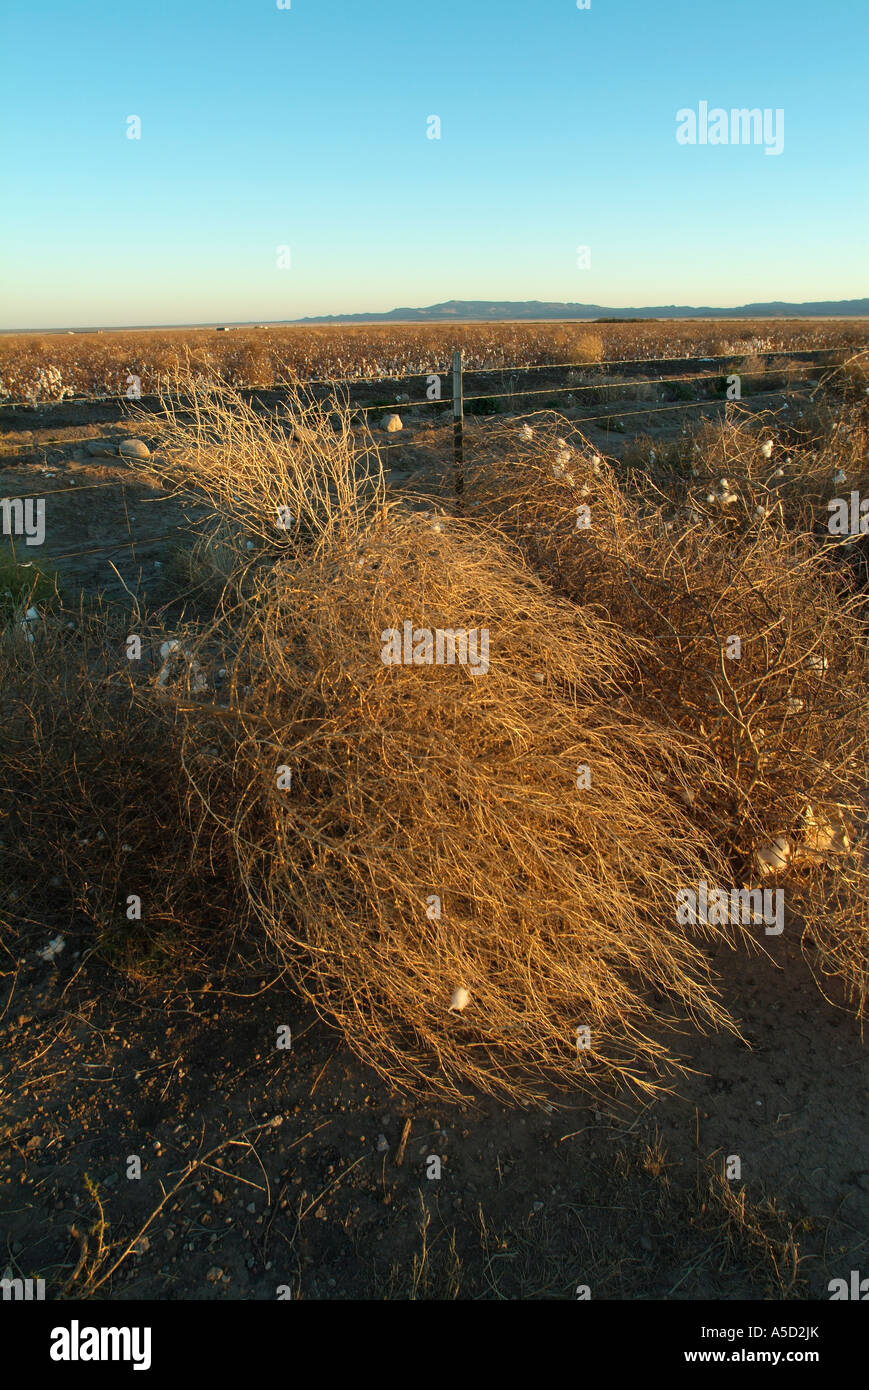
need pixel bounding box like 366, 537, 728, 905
295, 298, 869, 323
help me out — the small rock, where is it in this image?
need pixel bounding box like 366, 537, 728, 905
381, 413, 403, 432
119, 438, 150, 460
86, 440, 118, 458
376, 1134, 389, 1153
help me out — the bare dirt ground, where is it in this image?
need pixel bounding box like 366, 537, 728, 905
2, 388, 867, 1301
3, 887, 867, 1300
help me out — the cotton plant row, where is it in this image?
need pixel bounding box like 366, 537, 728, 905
2, 320, 867, 403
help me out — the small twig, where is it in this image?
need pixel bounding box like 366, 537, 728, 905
395, 1118, 412, 1167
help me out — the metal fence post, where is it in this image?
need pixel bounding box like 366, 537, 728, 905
452, 350, 464, 496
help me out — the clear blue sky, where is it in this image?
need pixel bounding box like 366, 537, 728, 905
1, 0, 866, 328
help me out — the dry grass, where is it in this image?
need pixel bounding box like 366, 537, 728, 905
467, 398, 869, 1020
3, 367, 867, 1112
0, 597, 233, 979
694, 1167, 808, 1299
140, 384, 750, 1107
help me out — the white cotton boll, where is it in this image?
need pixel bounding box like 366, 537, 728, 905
718, 478, 730, 491
721, 492, 739, 505
805, 653, 828, 672
533, 673, 545, 684
706, 493, 717, 504
431, 521, 443, 534
787, 697, 804, 714
37, 934, 66, 962
760, 440, 774, 459
24, 606, 39, 622
448, 987, 470, 1013
157, 642, 207, 692
800, 805, 851, 857
520, 424, 534, 441
755, 505, 768, 519
833, 469, 847, 485
757, 837, 792, 875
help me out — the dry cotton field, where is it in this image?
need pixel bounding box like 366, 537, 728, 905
2, 317, 869, 402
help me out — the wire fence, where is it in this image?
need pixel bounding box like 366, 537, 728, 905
0, 346, 841, 574
0, 350, 828, 458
